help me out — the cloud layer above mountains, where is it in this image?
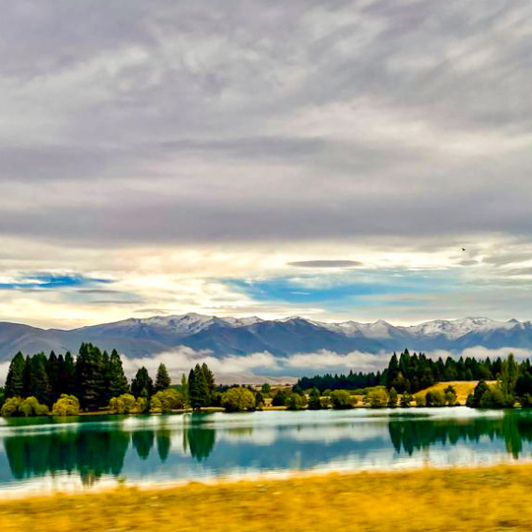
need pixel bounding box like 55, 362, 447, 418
2, 1, 532, 327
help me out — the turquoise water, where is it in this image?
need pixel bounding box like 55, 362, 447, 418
1, 407, 532, 493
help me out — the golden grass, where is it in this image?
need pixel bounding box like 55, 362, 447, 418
2, 465, 532, 531
415, 380, 496, 404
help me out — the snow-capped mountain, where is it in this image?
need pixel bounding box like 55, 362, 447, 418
0, 313, 531, 361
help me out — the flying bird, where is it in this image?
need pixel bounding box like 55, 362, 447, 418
462, 247, 466, 251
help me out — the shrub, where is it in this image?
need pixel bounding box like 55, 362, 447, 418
272, 389, 290, 407
330, 390, 355, 409
1, 397, 22, 417
285, 392, 308, 410
425, 390, 445, 407
400, 392, 413, 408
108, 393, 137, 414
388, 388, 398, 407
365, 389, 388, 408
444, 386, 458, 406
414, 394, 426, 407
222, 387, 256, 412
52, 394, 80, 416
1, 396, 49, 417
150, 389, 185, 413
308, 388, 322, 410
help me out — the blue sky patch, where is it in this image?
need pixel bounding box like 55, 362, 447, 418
0, 273, 113, 291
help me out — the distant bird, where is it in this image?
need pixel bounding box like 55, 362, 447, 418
462, 247, 466, 251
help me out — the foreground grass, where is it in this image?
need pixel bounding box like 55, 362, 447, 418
2, 465, 532, 531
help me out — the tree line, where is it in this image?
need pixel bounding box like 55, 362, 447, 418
0, 343, 266, 416
2, 343, 177, 415
297, 349, 504, 394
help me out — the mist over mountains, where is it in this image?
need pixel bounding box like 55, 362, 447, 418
0, 313, 531, 363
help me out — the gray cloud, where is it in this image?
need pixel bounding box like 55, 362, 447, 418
288, 260, 363, 268
0, 1, 531, 250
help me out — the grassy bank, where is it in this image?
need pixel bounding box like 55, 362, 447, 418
2, 465, 532, 531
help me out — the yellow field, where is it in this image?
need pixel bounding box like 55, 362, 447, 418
2, 465, 532, 531
415, 380, 496, 405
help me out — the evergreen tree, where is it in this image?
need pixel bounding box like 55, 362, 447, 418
181, 373, 189, 407
4, 352, 26, 398
63, 351, 77, 396
189, 364, 209, 410
47, 351, 61, 403
131, 367, 153, 398
202, 363, 215, 402
154, 363, 171, 393
76, 343, 106, 410
108, 349, 129, 397
25, 354, 51, 405
308, 387, 322, 410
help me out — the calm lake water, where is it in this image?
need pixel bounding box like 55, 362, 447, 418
1, 407, 532, 493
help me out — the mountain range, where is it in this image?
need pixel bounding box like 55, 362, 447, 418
0, 313, 531, 361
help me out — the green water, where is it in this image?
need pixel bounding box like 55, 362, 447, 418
1, 407, 531, 492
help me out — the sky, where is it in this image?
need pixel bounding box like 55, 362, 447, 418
2, 0, 532, 330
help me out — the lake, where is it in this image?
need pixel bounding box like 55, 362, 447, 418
1, 407, 532, 493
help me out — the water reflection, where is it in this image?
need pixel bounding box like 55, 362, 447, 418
183, 414, 216, 462
3, 409, 532, 490
388, 410, 532, 459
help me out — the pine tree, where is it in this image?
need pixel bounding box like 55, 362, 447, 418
109, 349, 129, 397
189, 364, 209, 410
131, 367, 153, 398
63, 351, 77, 395
4, 352, 26, 398
47, 351, 61, 403
76, 343, 105, 410
154, 363, 171, 393
201, 362, 215, 402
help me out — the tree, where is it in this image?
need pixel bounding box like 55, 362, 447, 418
330, 390, 355, 409
4, 352, 26, 398
365, 389, 388, 408
308, 387, 322, 410
108, 393, 137, 414
76, 343, 106, 410
499, 353, 519, 406
52, 395, 80, 416
150, 389, 184, 413
1, 397, 22, 417
108, 349, 129, 397
131, 367, 153, 399
25, 354, 51, 405
425, 390, 445, 407
255, 391, 265, 410
63, 351, 77, 395
154, 363, 171, 393
181, 373, 189, 408
221, 387, 256, 412
47, 351, 61, 403
444, 385, 458, 406
189, 364, 209, 410
285, 392, 308, 410
261, 383, 271, 395
400, 392, 413, 408
388, 388, 398, 407
202, 363, 215, 399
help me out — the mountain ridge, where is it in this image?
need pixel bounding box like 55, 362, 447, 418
0, 313, 530, 361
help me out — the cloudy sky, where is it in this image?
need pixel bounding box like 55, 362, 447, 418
2, 0, 532, 329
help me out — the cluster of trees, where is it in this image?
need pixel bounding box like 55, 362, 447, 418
297, 350, 509, 395
466, 354, 532, 408
1, 343, 179, 416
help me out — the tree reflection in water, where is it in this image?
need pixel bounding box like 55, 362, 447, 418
183, 413, 216, 462
388, 410, 532, 459
4, 427, 131, 485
